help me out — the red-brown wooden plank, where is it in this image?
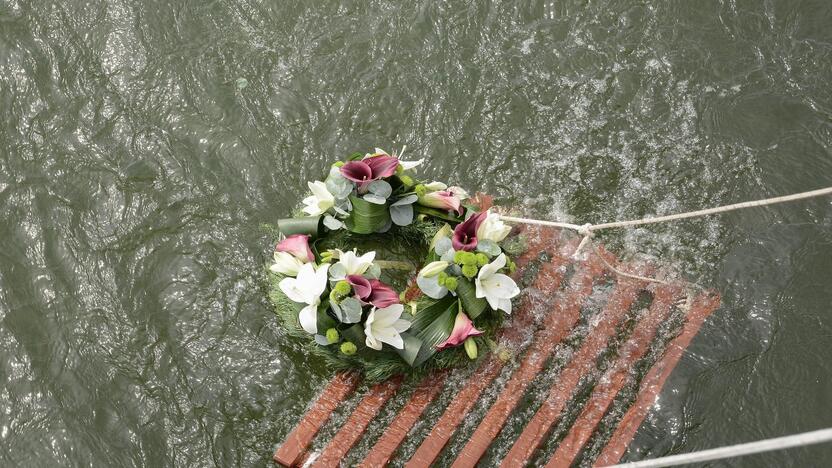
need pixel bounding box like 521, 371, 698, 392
405, 237, 576, 467
546, 283, 682, 468
311, 376, 404, 467
360, 371, 450, 467
450, 250, 610, 468
274, 371, 361, 467
593, 291, 721, 467
499, 264, 654, 467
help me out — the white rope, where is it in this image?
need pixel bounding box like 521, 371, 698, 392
604, 427, 832, 467
499, 186, 832, 282
499, 186, 832, 233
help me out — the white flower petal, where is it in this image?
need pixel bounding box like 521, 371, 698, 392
270, 251, 303, 276
380, 332, 404, 349
481, 273, 519, 299
417, 274, 448, 299
399, 158, 424, 170
298, 303, 318, 334
393, 319, 411, 333
365, 333, 382, 350
278, 277, 309, 303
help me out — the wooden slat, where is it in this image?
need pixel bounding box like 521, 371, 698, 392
311, 376, 404, 467
593, 292, 721, 467
405, 237, 575, 467
359, 371, 449, 467
545, 284, 681, 468
450, 251, 609, 468
500, 265, 654, 467
273, 371, 361, 467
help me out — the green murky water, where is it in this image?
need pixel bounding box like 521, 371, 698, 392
1, 0, 831, 466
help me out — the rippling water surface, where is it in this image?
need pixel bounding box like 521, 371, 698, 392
1, 0, 831, 466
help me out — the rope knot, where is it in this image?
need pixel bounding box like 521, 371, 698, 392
578, 223, 594, 238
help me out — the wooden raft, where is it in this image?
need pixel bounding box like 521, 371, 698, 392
273, 225, 720, 467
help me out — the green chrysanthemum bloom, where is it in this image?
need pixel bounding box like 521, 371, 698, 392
340, 341, 357, 355
437, 271, 449, 286
453, 250, 467, 264
475, 253, 489, 267
333, 280, 351, 295
461, 264, 478, 278
461, 252, 478, 266
326, 328, 340, 344
399, 174, 414, 187
444, 276, 458, 291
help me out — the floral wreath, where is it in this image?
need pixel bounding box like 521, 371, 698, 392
266, 149, 526, 382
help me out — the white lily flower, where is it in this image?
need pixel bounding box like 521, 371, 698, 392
399, 158, 424, 170
475, 253, 520, 314
424, 181, 448, 191
278, 263, 330, 334
302, 180, 335, 216
329, 249, 376, 281
364, 303, 411, 350
420, 261, 449, 277
476, 210, 512, 243
270, 251, 305, 276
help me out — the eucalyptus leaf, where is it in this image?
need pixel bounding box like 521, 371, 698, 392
326, 168, 353, 200
391, 194, 418, 206
323, 215, 345, 230
329, 262, 347, 281
364, 263, 381, 279
363, 194, 388, 205
314, 334, 331, 346
456, 278, 487, 319
441, 249, 456, 263
377, 217, 393, 233
435, 237, 453, 256
339, 297, 363, 323
390, 204, 414, 226
367, 180, 393, 199
476, 239, 501, 257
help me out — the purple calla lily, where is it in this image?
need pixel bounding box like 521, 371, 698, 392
276, 234, 315, 262
436, 310, 483, 350
452, 211, 487, 251
340, 154, 400, 190
346, 274, 372, 300
367, 279, 400, 308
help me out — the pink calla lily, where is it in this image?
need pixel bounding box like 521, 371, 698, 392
418, 190, 462, 214
346, 274, 372, 300
436, 310, 483, 350
340, 154, 399, 189
367, 279, 400, 308
276, 234, 315, 262
452, 211, 487, 251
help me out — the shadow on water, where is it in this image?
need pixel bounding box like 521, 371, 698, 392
1, 0, 831, 466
